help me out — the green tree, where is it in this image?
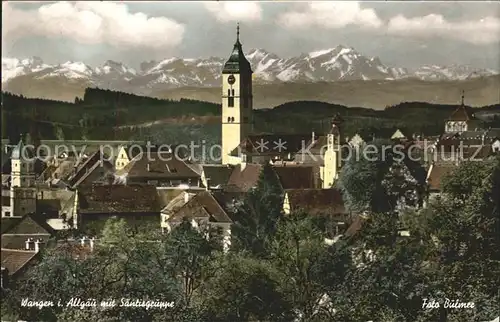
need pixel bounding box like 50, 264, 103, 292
338, 139, 425, 214
200, 253, 293, 321
270, 214, 351, 321
420, 157, 500, 321
231, 162, 285, 257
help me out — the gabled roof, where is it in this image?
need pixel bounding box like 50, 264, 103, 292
1, 248, 38, 276
391, 129, 407, 140
344, 215, 367, 238
202, 164, 234, 188
115, 151, 200, 180
226, 163, 317, 192
2, 214, 54, 236
161, 192, 196, 215
78, 184, 162, 214
285, 188, 346, 216
1, 214, 54, 250
170, 191, 239, 223
1, 217, 22, 234
1, 235, 50, 250
226, 164, 263, 192
273, 165, 316, 189
426, 163, 457, 191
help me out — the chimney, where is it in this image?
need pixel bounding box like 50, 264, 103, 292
311, 131, 315, 143
147, 163, 150, 172
34, 239, 41, 253
184, 191, 190, 203
25, 238, 33, 250
205, 178, 211, 191
89, 237, 96, 252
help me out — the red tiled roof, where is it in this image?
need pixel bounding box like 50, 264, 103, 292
285, 188, 346, 216
226, 163, 317, 192
1, 248, 38, 276
78, 184, 162, 213
427, 163, 457, 191
116, 151, 200, 180
3, 215, 54, 235
171, 191, 237, 223
273, 165, 316, 189
226, 164, 263, 192
202, 165, 234, 187
344, 215, 367, 238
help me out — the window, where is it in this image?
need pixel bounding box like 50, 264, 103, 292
5, 212, 10, 217
227, 117, 231, 123
231, 89, 235, 96
228, 97, 234, 107
227, 89, 231, 96
231, 117, 235, 122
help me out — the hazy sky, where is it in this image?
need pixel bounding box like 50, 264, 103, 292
2, 1, 500, 70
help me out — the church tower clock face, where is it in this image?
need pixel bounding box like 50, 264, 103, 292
227, 74, 235, 85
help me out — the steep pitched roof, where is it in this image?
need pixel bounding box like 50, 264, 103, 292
116, 151, 200, 180
447, 105, 474, 122
226, 163, 317, 192
273, 165, 316, 189
1, 235, 50, 250
226, 164, 263, 192
344, 215, 367, 238
1, 217, 22, 234
11, 136, 33, 160
1, 214, 53, 250
161, 192, 195, 215
170, 191, 236, 223
202, 164, 234, 188
285, 188, 346, 215
426, 163, 457, 191
78, 184, 162, 214
2, 214, 53, 236
1, 248, 38, 276
222, 25, 252, 74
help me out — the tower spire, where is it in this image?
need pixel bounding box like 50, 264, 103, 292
461, 90, 465, 106
236, 22, 240, 42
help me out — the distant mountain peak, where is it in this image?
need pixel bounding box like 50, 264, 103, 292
2, 45, 498, 88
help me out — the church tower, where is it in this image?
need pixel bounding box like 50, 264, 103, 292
322, 115, 343, 188
221, 23, 253, 165
8, 135, 37, 217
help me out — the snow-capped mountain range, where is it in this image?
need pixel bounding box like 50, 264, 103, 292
2, 46, 498, 93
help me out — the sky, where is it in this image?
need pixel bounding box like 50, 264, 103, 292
2, 1, 500, 70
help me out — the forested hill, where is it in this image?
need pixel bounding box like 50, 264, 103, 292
2, 89, 499, 143
2, 88, 221, 141
256, 100, 500, 139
